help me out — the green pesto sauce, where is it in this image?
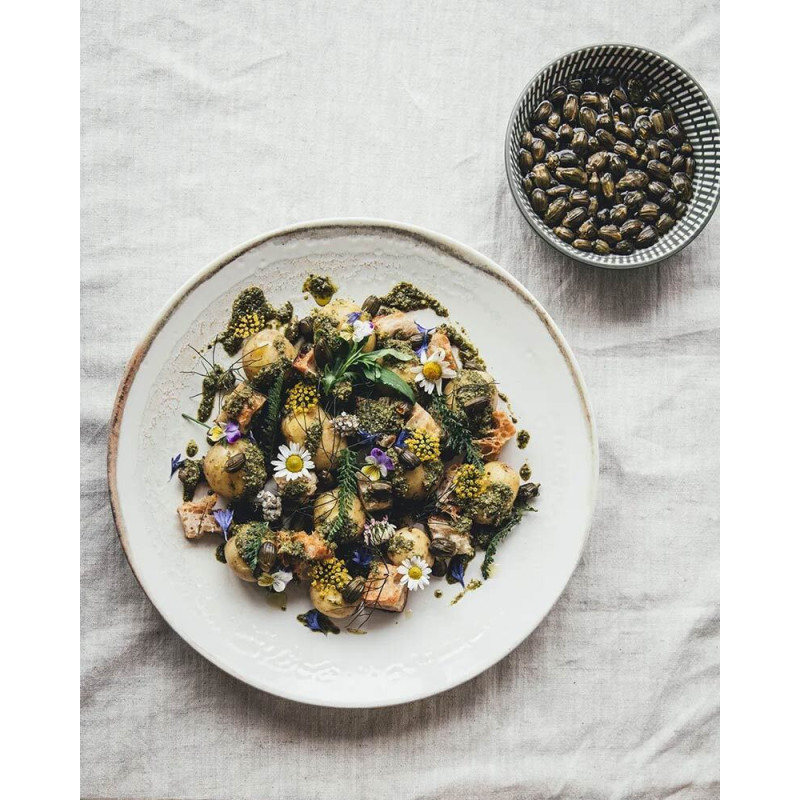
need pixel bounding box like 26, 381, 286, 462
387, 533, 414, 557
197, 364, 234, 422
467, 482, 513, 522
303, 274, 338, 305
434, 590, 443, 598
422, 459, 444, 493
450, 578, 483, 605
178, 458, 203, 501
222, 383, 255, 418
278, 539, 307, 560
280, 476, 315, 501
519, 463, 532, 481
439, 324, 485, 368
516, 429, 530, 449
304, 421, 323, 458
355, 396, 408, 434
185, 440, 198, 458
238, 440, 268, 497
215, 543, 227, 563
321, 517, 359, 544
285, 317, 300, 343
266, 591, 289, 611
380, 282, 449, 317
390, 472, 409, 498
218, 287, 293, 356
311, 311, 346, 356
250, 357, 291, 394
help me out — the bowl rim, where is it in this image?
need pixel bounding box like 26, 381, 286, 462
504, 42, 720, 270
106, 217, 600, 707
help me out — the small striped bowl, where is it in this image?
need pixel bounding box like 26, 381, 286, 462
505, 44, 720, 269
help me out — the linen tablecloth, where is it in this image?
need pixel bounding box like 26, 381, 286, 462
81, 2, 720, 797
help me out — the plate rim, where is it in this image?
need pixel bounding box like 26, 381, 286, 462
107, 217, 599, 707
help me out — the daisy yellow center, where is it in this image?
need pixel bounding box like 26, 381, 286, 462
422, 361, 443, 381
408, 565, 423, 580
285, 454, 304, 473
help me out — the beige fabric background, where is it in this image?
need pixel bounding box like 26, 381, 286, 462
81, 2, 720, 798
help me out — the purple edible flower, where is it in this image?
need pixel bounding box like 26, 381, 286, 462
213, 508, 234, 541
395, 429, 410, 448
346, 311, 362, 324
224, 422, 241, 443
448, 558, 466, 588
170, 454, 184, 480
369, 447, 395, 473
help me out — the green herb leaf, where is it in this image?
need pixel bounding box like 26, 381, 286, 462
362, 348, 414, 362
372, 366, 416, 402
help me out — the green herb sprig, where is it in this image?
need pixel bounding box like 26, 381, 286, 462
327, 447, 358, 540
480, 495, 538, 579
255, 372, 284, 463
239, 534, 263, 575
321, 340, 414, 402
431, 395, 484, 468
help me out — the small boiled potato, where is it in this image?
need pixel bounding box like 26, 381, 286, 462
443, 369, 499, 410
309, 585, 355, 619
224, 534, 257, 582
387, 525, 433, 567
281, 406, 328, 448
317, 298, 376, 352
314, 417, 346, 471
204, 438, 263, 500
313, 488, 366, 537
472, 461, 521, 525
242, 328, 297, 380
484, 461, 521, 496
402, 464, 428, 500
320, 298, 360, 325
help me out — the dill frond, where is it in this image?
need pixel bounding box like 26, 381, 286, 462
254, 372, 284, 463
328, 448, 358, 540
431, 395, 484, 468
480, 505, 525, 579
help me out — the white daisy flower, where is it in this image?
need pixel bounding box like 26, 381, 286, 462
352, 318, 374, 343
271, 442, 315, 482
411, 348, 456, 395
398, 555, 431, 591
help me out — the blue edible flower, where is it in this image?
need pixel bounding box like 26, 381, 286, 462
448, 558, 466, 588
212, 508, 234, 541
170, 454, 184, 480
414, 321, 437, 357
351, 546, 373, 567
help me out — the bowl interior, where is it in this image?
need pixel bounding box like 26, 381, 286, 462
506, 44, 720, 269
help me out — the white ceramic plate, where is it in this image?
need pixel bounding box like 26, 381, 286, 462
109, 219, 598, 708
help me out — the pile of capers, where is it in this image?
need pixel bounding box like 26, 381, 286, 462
518, 74, 695, 256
